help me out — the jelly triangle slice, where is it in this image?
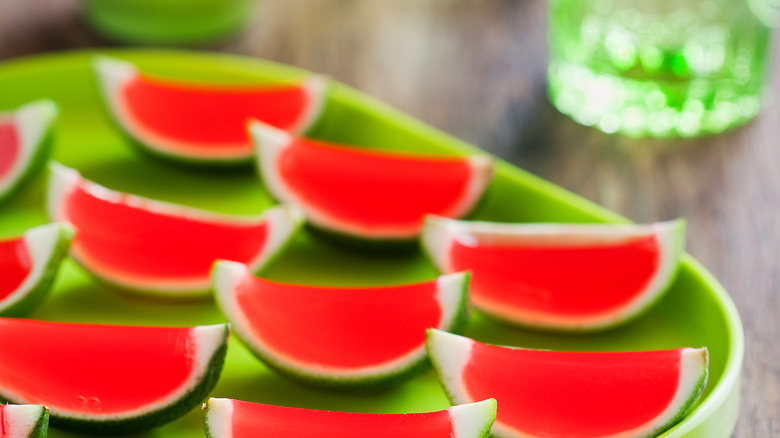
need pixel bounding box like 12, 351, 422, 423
251, 121, 493, 241
422, 217, 685, 331
0, 319, 229, 434
427, 330, 708, 438
0, 100, 58, 203
0, 222, 73, 317
212, 260, 469, 388
47, 163, 302, 297
203, 397, 497, 438
94, 56, 328, 164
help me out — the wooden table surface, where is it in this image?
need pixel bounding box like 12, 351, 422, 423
1, 1, 778, 437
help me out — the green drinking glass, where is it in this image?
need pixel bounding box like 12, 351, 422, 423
547, 0, 776, 137
84, 0, 254, 46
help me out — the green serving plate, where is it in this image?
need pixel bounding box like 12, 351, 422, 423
0, 50, 743, 438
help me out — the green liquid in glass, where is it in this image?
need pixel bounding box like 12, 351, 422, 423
548, 0, 773, 137
85, 0, 253, 46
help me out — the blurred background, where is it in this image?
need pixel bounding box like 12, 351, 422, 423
0, 0, 778, 436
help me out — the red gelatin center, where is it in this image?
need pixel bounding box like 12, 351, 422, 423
230, 400, 454, 438
279, 139, 473, 229
0, 405, 6, 435
464, 343, 680, 437
0, 122, 20, 181
64, 182, 269, 284
450, 234, 659, 316
0, 319, 194, 414
123, 75, 308, 149
0, 237, 32, 301
236, 277, 442, 367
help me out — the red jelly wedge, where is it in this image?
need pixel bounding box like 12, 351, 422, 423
427, 330, 708, 438
212, 260, 469, 388
94, 56, 327, 165
251, 121, 493, 241
0, 318, 229, 434
47, 163, 302, 297
422, 216, 685, 331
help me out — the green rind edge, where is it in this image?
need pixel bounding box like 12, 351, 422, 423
216, 274, 470, 392
464, 398, 497, 438
30, 407, 50, 438
252, 209, 305, 278
505, 218, 687, 333
2, 406, 51, 438
425, 329, 465, 407
0, 223, 74, 317
652, 361, 710, 438
581, 218, 688, 332
547, 218, 687, 332
0, 101, 58, 205
0, 324, 230, 435
203, 404, 215, 438
303, 224, 419, 254
618, 218, 688, 329
299, 178, 494, 253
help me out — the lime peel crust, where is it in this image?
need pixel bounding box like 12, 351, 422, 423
0, 404, 49, 438
450, 398, 498, 438
212, 260, 469, 385
421, 217, 686, 330
426, 330, 709, 438
0, 100, 58, 201
0, 222, 74, 316
203, 398, 233, 438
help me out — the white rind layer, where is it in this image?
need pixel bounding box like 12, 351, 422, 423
440, 155, 493, 220
0, 324, 227, 421
212, 260, 468, 381
421, 216, 685, 330
0, 223, 71, 312
251, 120, 493, 239
449, 399, 497, 438
250, 120, 309, 218
46, 162, 301, 296
3, 404, 47, 437
245, 204, 303, 275
288, 75, 329, 135
426, 330, 475, 405
203, 398, 233, 438
0, 100, 58, 197
427, 330, 709, 438
45, 162, 80, 223
94, 56, 326, 161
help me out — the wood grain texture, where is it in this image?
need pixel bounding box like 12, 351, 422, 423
0, 1, 777, 436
